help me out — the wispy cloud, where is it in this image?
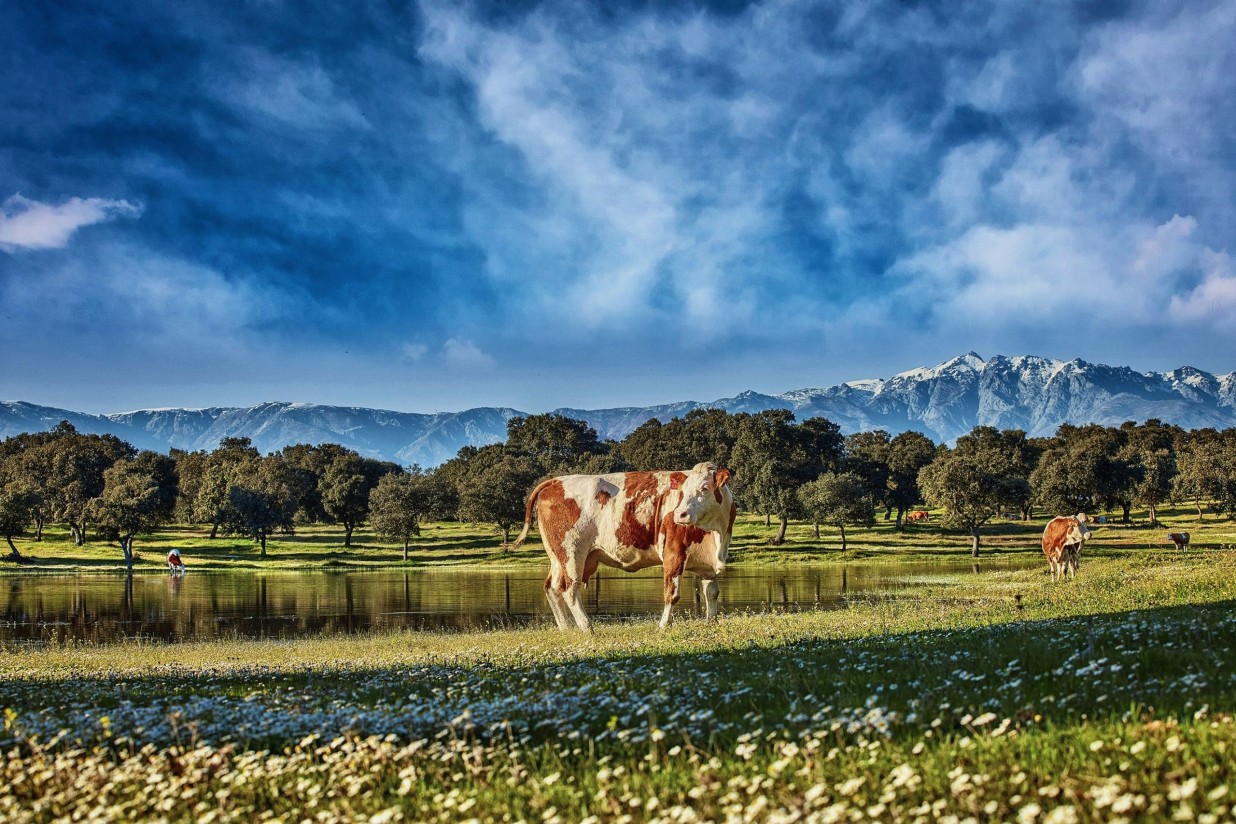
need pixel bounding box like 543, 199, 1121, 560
0, 195, 141, 252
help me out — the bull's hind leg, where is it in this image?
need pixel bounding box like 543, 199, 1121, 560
700, 577, 720, 621
561, 581, 593, 633
544, 564, 573, 630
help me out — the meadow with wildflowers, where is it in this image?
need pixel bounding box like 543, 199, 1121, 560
3, 548, 1235, 822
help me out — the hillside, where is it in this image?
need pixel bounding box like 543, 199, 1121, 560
4, 353, 1234, 465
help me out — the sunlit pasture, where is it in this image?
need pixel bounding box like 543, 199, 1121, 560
3, 544, 1235, 822
4, 503, 1234, 573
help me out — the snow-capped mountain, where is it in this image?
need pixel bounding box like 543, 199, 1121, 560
4, 354, 1234, 465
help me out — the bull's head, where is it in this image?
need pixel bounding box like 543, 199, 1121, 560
1067, 513, 1093, 545
673, 462, 733, 529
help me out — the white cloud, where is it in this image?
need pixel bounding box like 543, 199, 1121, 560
232, 53, 369, 132
931, 140, 1005, 229
1, 243, 295, 344
0, 194, 141, 252
1130, 215, 1198, 282
441, 338, 495, 370
1169, 249, 1236, 326
410, 0, 1236, 389
401, 342, 429, 364
416, 2, 806, 338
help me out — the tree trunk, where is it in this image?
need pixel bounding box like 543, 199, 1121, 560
121, 536, 134, 570
970, 527, 981, 558
883, 506, 892, 522
403, 538, 410, 561
260, 533, 267, 558
344, 524, 354, 548
209, 521, 219, 539
895, 507, 905, 531
1149, 503, 1158, 526
1121, 503, 1131, 524
765, 512, 771, 528
1196, 502, 1205, 523
813, 520, 820, 540
70, 522, 84, 546
34, 516, 44, 540
502, 524, 511, 545
774, 513, 789, 545
5, 535, 21, 561
839, 524, 847, 552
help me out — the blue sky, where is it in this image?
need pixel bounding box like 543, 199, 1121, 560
2, 1, 1234, 415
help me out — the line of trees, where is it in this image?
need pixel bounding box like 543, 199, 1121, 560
2, 413, 1235, 565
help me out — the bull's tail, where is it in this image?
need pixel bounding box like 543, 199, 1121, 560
510, 479, 555, 549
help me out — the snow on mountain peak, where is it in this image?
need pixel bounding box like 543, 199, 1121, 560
4, 353, 1234, 463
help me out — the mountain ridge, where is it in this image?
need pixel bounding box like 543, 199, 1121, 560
4, 353, 1234, 466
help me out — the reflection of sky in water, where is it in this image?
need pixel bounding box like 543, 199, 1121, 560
1, 560, 1042, 645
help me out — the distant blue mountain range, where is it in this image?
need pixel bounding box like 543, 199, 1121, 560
5, 353, 1234, 466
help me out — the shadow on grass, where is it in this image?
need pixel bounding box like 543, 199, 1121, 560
5, 594, 1235, 753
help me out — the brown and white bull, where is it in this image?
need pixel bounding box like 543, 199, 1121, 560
512, 462, 737, 631
1041, 514, 1093, 582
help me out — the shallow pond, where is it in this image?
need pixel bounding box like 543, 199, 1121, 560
0, 558, 1041, 644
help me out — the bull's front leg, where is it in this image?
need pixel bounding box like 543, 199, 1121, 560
660, 556, 687, 630
701, 577, 720, 621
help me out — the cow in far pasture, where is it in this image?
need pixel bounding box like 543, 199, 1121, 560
1167, 532, 1191, 551
1042, 514, 1092, 582
906, 510, 930, 524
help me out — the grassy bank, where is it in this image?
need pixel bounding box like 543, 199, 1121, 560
3, 551, 1235, 821
5, 504, 1235, 574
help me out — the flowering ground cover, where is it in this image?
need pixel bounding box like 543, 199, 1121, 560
3, 551, 1235, 822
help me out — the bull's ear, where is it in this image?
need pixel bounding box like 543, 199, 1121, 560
714, 469, 731, 488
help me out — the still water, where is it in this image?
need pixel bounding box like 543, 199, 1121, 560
0, 560, 1039, 645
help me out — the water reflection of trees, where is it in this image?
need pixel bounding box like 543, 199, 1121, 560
0, 560, 1040, 644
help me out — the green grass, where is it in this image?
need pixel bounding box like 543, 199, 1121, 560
5, 503, 1235, 574
3, 550, 1235, 821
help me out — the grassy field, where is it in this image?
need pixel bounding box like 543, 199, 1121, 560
3, 545, 1236, 821
4, 504, 1235, 573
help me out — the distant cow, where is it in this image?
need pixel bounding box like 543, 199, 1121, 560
513, 462, 736, 631
906, 510, 930, 523
167, 548, 185, 576
1042, 514, 1092, 582
1167, 532, 1191, 551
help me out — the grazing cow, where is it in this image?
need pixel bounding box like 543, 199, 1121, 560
906, 510, 930, 523
1167, 532, 1191, 551
1041, 514, 1092, 582
512, 462, 736, 631
167, 548, 185, 576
